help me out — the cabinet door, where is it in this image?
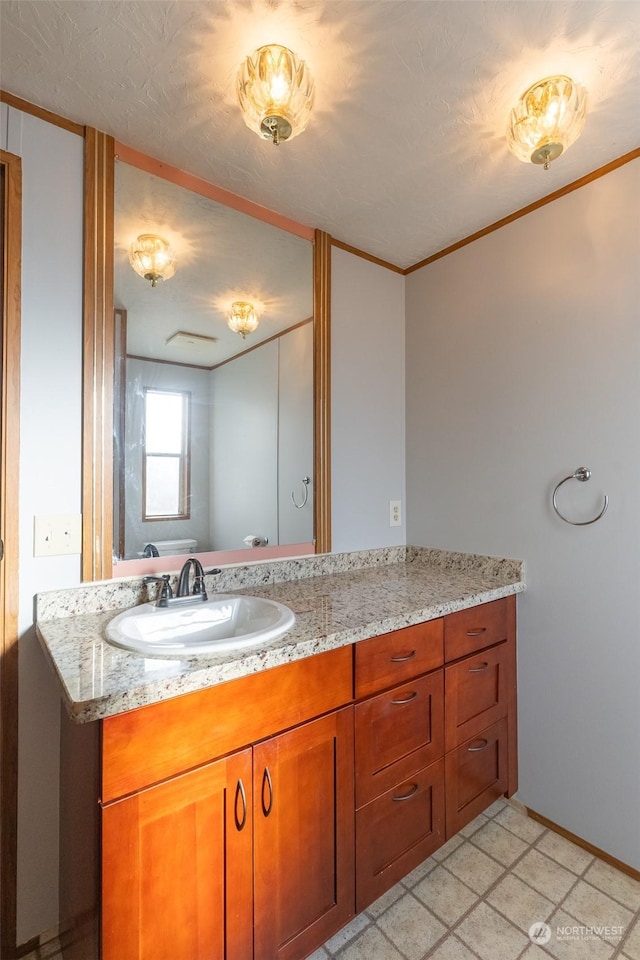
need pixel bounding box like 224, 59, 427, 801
253, 707, 355, 960
102, 749, 252, 960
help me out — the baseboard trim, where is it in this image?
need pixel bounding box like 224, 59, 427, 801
524, 804, 640, 881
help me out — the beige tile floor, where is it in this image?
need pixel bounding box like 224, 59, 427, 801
20, 799, 640, 960
311, 799, 640, 960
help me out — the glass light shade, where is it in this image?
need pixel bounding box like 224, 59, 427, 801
237, 44, 315, 144
129, 234, 177, 286
228, 301, 259, 338
506, 76, 588, 169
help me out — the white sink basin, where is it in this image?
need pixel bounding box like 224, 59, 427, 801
105, 594, 295, 657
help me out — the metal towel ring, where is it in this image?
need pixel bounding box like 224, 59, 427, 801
291, 476, 311, 509
552, 467, 609, 526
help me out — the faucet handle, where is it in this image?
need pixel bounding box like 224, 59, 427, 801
193, 574, 206, 595
143, 574, 173, 607
193, 567, 221, 601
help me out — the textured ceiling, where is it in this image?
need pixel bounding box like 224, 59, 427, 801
1, 0, 639, 267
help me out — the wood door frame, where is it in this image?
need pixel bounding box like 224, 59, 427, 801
1, 148, 22, 960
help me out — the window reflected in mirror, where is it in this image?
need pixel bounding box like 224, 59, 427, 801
143, 388, 190, 521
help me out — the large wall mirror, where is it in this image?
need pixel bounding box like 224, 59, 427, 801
82, 131, 331, 581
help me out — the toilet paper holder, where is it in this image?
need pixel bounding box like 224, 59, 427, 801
243, 535, 269, 547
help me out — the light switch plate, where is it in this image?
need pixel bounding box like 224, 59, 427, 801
34, 514, 82, 557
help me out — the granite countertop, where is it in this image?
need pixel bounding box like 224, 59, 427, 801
36, 546, 525, 723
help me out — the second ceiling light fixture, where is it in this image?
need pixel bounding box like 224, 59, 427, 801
507, 75, 588, 170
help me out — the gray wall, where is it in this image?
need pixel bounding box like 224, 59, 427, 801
210, 340, 279, 549
209, 323, 314, 551
405, 158, 640, 869
2, 106, 84, 942
278, 323, 314, 546
331, 247, 406, 551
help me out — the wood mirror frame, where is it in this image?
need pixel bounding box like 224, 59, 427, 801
81, 129, 331, 581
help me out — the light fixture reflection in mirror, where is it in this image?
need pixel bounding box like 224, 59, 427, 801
112, 157, 318, 567
228, 300, 259, 338
129, 233, 177, 286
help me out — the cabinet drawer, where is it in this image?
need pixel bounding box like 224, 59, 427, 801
444, 598, 509, 662
444, 642, 509, 752
355, 671, 444, 807
444, 717, 508, 838
355, 619, 443, 698
355, 759, 445, 913
102, 646, 352, 803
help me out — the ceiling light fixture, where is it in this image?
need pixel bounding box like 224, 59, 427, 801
228, 301, 259, 339
129, 234, 177, 287
506, 75, 588, 170
237, 43, 315, 145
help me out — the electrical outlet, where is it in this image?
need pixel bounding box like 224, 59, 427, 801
34, 514, 82, 557
389, 500, 402, 527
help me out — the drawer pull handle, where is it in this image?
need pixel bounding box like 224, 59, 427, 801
468, 662, 489, 673
391, 691, 418, 705
392, 783, 419, 802
234, 778, 247, 831
467, 739, 489, 752
390, 650, 416, 662
261, 766, 273, 818
466, 628, 487, 637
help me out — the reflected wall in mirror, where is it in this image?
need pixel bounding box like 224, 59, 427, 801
113, 158, 316, 562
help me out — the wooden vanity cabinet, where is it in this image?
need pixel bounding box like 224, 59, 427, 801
88, 596, 517, 959
100, 647, 354, 960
